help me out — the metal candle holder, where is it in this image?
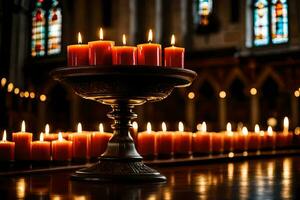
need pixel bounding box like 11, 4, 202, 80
51, 65, 197, 182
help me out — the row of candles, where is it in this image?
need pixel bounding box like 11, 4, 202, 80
0, 117, 297, 161
67, 28, 184, 67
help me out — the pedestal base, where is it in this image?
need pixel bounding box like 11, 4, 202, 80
71, 158, 166, 182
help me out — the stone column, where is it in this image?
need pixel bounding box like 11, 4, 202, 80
218, 97, 226, 130
250, 94, 259, 128
186, 99, 196, 131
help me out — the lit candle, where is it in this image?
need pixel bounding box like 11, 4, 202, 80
67, 32, 89, 66
276, 117, 293, 149
266, 126, 276, 150
192, 122, 212, 156
164, 34, 185, 68
223, 122, 234, 153
137, 122, 156, 159
0, 130, 15, 161
137, 29, 162, 66
31, 133, 51, 161
72, 123, 90, 161
247, 125, 260, 152
112, 34, 137, 65
88, 28, 115, 65
12, 121, 32, 160
156, 122, 174, 158
174, 122, 192, 157
129, 121, 138, 145
90, 123, 112, 159
43, 124, 58, 142
52, 132, 72, 162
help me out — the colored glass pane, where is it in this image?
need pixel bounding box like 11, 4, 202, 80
271, 0, 288, 44
47, 0, 62, 55
196, 0, 213, 26
253, 0, 269, 46
31, 3, 46, 57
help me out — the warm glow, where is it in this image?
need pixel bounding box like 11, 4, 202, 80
294, 90, 300, 97
132, 121, 138, 130
2, 130, 6, 141
196, 123, 202, 131
178, 121, 184, 132
295, 127, 300, 135
188, 92, 195, 99
171, 34, 175, 46
14, 88, 20, 95
1, 78, 7, 87
21, 120, 25, 132
78, 32, 82, 44
24, 91, 29, 98
29, 92, 35, 99
45, 124, 49, 135
267, 126, 273, 136
202, 122, 207, 132
250, 88, 257, 95
259, 131, 265, 136
122, 34, 126, 45
147, 122, 152, 133
148, 29, 153, 42
58, 132, 63, 141
242, 127, 248, 136
7, 83, 14, 92
254, 124, 260, 133
267, 117, 277, 127
99, 123, 104, 133
40, 94, 47, 102
20, 92, 24, 98
162, 122, 167, 132
99, 28, 103, 40
283, 116, 289, 131
219, 91, 226, 98
77, 123, 82, 133
226, 122, 232, 132
40, 132, 44, 142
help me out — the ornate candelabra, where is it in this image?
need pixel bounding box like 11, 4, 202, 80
51, 65, 197, 182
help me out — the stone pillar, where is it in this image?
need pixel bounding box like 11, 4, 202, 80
250, 94, 259, 128
218, 98, 226, 130
291, 95, 299, 128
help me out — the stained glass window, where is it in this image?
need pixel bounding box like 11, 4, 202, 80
196, 0, 213, 26
252, 0, 288, 46
31, 0, 62, 57
31, 0, 46, 57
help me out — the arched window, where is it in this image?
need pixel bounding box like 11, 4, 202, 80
195, 0, 213, 26
252, 0, 288, 46
31, 0, 62, 57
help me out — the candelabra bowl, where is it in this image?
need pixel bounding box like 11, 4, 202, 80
51, 65, 197, 182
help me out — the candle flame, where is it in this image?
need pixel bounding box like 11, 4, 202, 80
162, 122, 167, 132
178, 121, 184, 132
122, 34, 126, 45
254, 124, 260, 133
77, 123, 82, 133
78, 32, 82, 44
2, 130, 6, 142
58, 132, 63, 141
267, 126, 273, 136
21, 120, 26, 132
202, 122, 207, 132
226, 122, 232, 132
171, 34, 175, 46
242, 127, 248, 136
45, 124, 50, 135
40, 132, 44, 142
99, 28, 103, 40
283, 116, 289, 130
99, 123, 104, 133
148, 29, 153, 43
132, 121, 138, 130
147, 122, 152, 133
260, 131, 265, 136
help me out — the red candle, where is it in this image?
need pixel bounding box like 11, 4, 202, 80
112, 34, 137, 65
89, 28, 114, 66
67, 32, 89, 67
276, 117, 292, 148
90, 123, 112, 158
211, 133, 224, 154
265, 126, 276, 150
12, 121, 32, 160
137, 122, 156, 158
173, 122, 192, 157
52, 132, 72, 161
0, 130, 15, 161
72, 123, 90, 160
223, 123, 234, 153
137, 29, 162, 66
43, 124, 58, 142
164, 34, 184, 68
31, 133, 51, 161
156, 122, 173, 158
192, 122, 211, 155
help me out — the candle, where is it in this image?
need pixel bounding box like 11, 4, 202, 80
234, 127, 248, 153
164, 34, 184, 68
156, 122, 174, 158
137, 29, 162, 66
223, 123, 234, 153
88, 28, 115, 65
67, 32, 89, 67
174, 122, 192, 157
266, 126, 276, 150
112, 34, 137, 65
90, 123, 112, 159
52, 132, 72, 161
277, 117, 293, 149
192, 122, 212, 156
72, 123, 90, 161
12, 121, 32, 160
43, 124, 58, 142
31, 133, 51, 161
211, 133, 224, 154
0, 130, 15, 161
130, 121, 138, 145
137, 122, 156, 159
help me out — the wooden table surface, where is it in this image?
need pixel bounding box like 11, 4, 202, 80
0, 156, 299, 200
